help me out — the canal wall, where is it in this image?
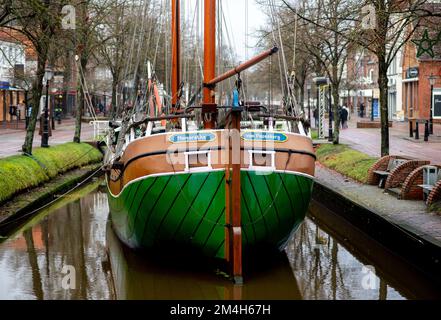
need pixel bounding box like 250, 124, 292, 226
313, 164, 441, 284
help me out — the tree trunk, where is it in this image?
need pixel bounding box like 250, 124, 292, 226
299, 83, 305, 114
332, 86, 341, 144
22, 56, 45, 155
73, 79, 84, 143
111, 78, 118, 119
376, 0, 390, 157
73, 57, 87, 143
378, 60, 389, 156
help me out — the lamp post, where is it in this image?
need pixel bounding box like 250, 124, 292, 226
41, 67, 53, 148
371, 89, 374, 122
328, 85, 333, 142
307, 84, 311, 122
23, 82, 30, 129
429, 74, 436, 135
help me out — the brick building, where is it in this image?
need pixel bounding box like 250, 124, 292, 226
0, 29, 33, 125
401, 3, 441, 124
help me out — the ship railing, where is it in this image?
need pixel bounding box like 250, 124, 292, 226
89, 120, 113, 141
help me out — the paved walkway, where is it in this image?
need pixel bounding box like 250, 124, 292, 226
0, 118, 94, 158
314, 115, 441, 165
315, 163, 441, 247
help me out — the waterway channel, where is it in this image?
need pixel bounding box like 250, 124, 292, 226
0, 179, 440, 300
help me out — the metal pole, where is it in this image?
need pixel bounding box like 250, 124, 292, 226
328, 85, 333, 142
424, 120, 429, 142
51, 95, 55, 130
25, 90, 29, 129
308, 88, 311, 122
316, 87, 319, 129
415, 121, 419, 140
430, 84, 433, 135
41, 79, 50, 148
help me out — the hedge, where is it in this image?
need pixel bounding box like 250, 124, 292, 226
0, 143, 102, 204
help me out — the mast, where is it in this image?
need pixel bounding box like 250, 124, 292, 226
203, 0, 217, 129
171, 0, 180, 109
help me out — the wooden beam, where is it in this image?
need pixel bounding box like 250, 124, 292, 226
171, 0, 180, 108
225, 108, 243, 284
203, 0, 217, 129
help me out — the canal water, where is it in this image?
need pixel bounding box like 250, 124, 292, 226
0, 179, 440, 300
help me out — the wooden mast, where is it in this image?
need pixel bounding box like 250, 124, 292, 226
203, 0, 217, 129
171, 0, 180, 109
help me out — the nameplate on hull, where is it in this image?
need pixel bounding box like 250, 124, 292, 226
168, 132, 216, 143
241, 131, 288, 143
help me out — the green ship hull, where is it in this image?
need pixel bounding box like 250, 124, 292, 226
107, 170, 313, 259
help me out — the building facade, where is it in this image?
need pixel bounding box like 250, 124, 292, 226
401, 5, 441, 124
0, 37, 26, 124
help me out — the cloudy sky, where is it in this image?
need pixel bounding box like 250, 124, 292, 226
184, 0, 267, 61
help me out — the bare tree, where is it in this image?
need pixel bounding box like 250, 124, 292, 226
5, 0, 61, 155
281, 0, 437, 155
279, 0, 354, 144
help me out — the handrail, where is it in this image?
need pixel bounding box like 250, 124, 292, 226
126, 114, 195, 132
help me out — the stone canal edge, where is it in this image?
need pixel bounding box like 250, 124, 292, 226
313, 164, 441, 283
0, 162, 103, 237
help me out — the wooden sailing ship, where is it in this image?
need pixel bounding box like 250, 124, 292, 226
105, 0, 315, 282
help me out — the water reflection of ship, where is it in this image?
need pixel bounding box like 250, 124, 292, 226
106, 222, 302, 300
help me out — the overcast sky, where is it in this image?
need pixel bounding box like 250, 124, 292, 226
184, 0, 267, 61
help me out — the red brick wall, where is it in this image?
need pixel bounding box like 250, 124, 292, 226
401, 167, 425, 200
367, 155, 395, 185
428, 180, 441, 206
385, 160, 430, 189
416, 62, 441, 120
402, 29, 441, 121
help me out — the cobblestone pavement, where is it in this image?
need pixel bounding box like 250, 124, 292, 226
0, 118, 94, 158
315, 163, 441, 247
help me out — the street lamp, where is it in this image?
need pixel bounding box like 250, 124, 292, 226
307, 83, 311, 123
328, 85, 333, 142
41, 67, 53, 148
429, 74, 436, 135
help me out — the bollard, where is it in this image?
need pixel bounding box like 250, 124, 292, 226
415, 121, 419, 140
409, 121, 413, 138
424, 121, 429, 142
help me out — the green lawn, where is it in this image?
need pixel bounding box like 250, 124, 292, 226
0, 143, 102, 204
316, 144, 378, 183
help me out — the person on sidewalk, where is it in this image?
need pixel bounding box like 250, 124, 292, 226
340, 105, 349, 129
313, 107, 319, 128
360, 103, 365, 118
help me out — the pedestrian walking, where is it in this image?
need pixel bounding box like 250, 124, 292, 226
340, 105, 349, 129
360, 103, 365, 118
313, 107, 319, 128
